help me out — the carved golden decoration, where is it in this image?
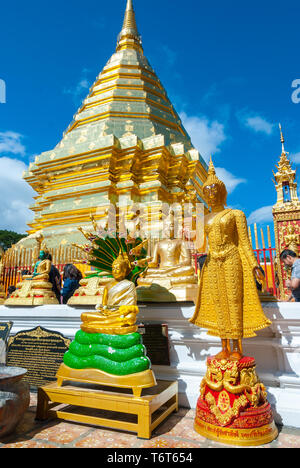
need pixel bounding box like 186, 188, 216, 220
272, 125, 300, 299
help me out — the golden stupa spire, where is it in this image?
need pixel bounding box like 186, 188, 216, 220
117, 0, 143, 53
122, 0, 138, 31
279, 123, 286, 155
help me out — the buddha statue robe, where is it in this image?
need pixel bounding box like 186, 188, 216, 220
190, 209, 271, 339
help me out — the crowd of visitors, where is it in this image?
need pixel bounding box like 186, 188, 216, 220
3, 249, 300, 303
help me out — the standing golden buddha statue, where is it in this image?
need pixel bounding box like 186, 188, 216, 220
191, 158, 277, 446
190, 158, 271, 359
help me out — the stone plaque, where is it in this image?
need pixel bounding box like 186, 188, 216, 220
138, 324, 170, 366
7, 327, 70, 387
0, 322, 13, 342
0, 322, 13, 365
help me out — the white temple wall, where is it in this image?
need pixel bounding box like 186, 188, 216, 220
0, 302, 299, 428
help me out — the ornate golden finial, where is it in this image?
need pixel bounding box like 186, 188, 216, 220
279, 123, 286, 154
202, 156, 228, 205
203, 156, 224, 188
123, 0, 137, 30
117, 0, 142, 52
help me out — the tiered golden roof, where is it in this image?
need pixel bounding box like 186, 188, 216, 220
21, 0, 208, 248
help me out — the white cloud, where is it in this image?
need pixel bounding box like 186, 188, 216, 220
237, 110, 274, 135
64, 73, 91, 104
180, 112, 227, 161
179, 113, 245, 194
246, 116, 274, 135
215, 167, 246, 194
0, 157, 35, 233
0, 131, 26, 156
161, 45, 177, 66
247, 205, 273, 225
290, 152, 300, 164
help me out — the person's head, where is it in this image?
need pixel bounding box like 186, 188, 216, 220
63, 264, 82, 281
39, 250, 46, 260
203, 158, 227, 209
7, 285, 16, 295
112, 251, 131, 281
280, 249, 297, 267
21, 269, 30, 277
162, 211, 177, 239
39, 241, 50, 260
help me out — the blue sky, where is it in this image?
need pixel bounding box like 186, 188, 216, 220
0, 0, 299, 245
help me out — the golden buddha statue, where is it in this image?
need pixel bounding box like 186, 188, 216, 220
189, 158, 271, 360
68, 272, 112, 305
5, 242, 59, 306
137, 212, 198, 302
81, 250, 138, 334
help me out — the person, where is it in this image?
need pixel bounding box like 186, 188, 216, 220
197, 254, 208, 272
7, 285, 16, 298
44, 253, 62, 303
280, 249, 300, 302
61, 264, 82, 304
255, 265, 265, 291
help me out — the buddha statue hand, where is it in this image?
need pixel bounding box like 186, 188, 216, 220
81, 305, 139, 334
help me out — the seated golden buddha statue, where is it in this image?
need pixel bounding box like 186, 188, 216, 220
81, 250, 139, 334
5, 243, 59, 306
68, 272, 112, 305
137, 212, 198, 302
68, 221, 116, 305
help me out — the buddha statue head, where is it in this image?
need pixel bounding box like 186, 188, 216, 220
203, 157, 227, 209
38, 242, 50, 261
162, 210, 179, 240
112, 250, 132, 281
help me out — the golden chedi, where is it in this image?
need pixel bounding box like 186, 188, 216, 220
5, 242, 59, 306
137, 212, 198, 302
190, 158, 277, 446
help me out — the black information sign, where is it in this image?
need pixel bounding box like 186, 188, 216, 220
7, 326, 70, 387
138, 324, 170, 366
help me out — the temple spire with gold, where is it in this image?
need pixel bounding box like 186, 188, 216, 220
272, 124, 300, 298
117, 0, 142, 53
17, 0, 208, 252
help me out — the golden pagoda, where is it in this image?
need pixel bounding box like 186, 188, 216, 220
273, 124, 300, 299
18, 0, 207, 253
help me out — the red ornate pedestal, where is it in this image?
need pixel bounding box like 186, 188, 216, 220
194, 356, 278, 446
